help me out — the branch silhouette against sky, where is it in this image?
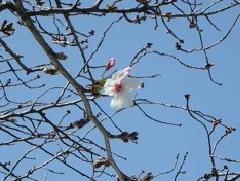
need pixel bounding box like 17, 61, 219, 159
0, 0, 240, 180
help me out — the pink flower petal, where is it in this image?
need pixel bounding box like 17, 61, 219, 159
123, 67, 131, 73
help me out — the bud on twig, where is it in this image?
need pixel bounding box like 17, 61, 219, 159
225, 126, 236, 134
184, 94, 191, 100
212, 118, 221, 125
69, 118, 89, 129
92, 157, 110, 169
43, 67, 57, 75
105, 58, 116, 71
55, 51, 68, 60
1, 20, 15, 36
120, 132, 139, 143
142, 172, 154, 181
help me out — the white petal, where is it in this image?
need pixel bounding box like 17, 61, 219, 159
110, 92, 133, 110
104, 79, 115, 96
105, 87, 115, 96
112, 70, 128, 81
122, 77, 141, 92
104, 78, 114, 87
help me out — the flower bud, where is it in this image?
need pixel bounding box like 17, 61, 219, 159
105, 58, 116, 71
55, 51, 68, 60
43, 67, 57, 75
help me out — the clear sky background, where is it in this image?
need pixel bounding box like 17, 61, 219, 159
0, 1, 240, 181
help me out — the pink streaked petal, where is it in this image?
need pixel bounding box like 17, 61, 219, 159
114, 83, 122, 93
123, 67, 131, 73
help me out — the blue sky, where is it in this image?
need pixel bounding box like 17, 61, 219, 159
0, 1, 240, 180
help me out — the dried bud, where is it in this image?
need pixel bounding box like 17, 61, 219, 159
175, 42, 182, 50
16, 104, 23, 109
1, 20, 15, 36
164, 12, 172, 21
106, 58, 116, 71
142, 172, 154, 181
129, 132, 139, 140
120, 132, 129, 143
179, 39, 184, 44
189, 19, 196, 28
120, 132, 139, 143
92, 157, 110, 169
43, 67, 57, 75
89, 30, 95, 35
184, 94, 191, 100
225, 127, 236, 134
96, 112, 102, 117
212, 118, 221, 125
92, 160, 102, 169
210, 168, 218, 176
147, 42, 153, 48
205, 63, 214, 69
66, 110, 71, 114
55, 51, 68, 60
107, 4, 117, 12
69, 118, 88, 129
223, 165, 228, 170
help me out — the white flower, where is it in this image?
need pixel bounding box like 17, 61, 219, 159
104, 67, 141, 110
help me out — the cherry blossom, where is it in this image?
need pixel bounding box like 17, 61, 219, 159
105, 58, 116, 71
104, 67, 141, 110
